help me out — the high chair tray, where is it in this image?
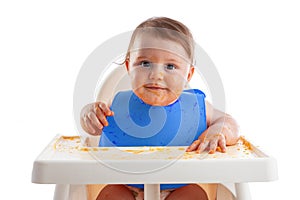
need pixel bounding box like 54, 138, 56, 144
32, 135, 278, 184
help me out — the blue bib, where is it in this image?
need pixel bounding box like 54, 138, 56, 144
99, 89, 207, 189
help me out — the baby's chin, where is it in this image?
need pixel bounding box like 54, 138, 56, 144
136, 93, 178, 106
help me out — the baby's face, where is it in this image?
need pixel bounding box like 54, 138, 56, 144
126, 35, 194, 106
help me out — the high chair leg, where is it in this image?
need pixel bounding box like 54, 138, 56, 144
54, 184, 70, 200
144, 184, 160, 200
235, 183, 251, 200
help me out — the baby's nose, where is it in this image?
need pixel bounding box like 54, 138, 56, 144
149, 64, 164, 80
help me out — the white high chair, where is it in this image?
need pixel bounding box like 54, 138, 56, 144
32, 65, 278, 200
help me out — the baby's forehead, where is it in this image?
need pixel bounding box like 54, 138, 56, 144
131, 48, 189, 63
131, 34, 190, 62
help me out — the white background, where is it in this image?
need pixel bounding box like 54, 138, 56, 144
1, 0, 299, 199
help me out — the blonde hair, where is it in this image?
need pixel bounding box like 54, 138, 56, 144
125, 17, 195, 64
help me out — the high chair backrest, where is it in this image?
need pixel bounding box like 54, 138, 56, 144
96, 64, 131, 104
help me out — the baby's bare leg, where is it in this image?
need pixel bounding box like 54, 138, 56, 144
96, 184, 135, 200
165, 184, 208, 200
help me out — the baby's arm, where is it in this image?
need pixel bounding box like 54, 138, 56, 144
80, 102, 114, 136
187, 101, 239, 153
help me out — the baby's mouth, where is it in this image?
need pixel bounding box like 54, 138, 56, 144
144, 84, 167, 90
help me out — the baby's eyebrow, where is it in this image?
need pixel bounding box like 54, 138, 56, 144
135, 56, 149, 60
165, 58, 180, 63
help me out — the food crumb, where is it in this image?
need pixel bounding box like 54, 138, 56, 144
240, 136, 253, 150
62, 136, 80, 140
80, 147, 89, 152
216, 147, 222, 152
125, 150, 144, 154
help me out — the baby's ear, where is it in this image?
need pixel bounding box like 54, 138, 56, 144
125, 59, 130, 72
187, 65, 195, 81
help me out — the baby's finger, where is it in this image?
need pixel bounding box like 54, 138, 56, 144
186, 140, 200, 152
83, 115, 96, 134
218, 137, 227, 153
97, 110, 110, 127
88, 112, 103, 130
197, 140, 209, 154
208, 139, 218, 154
99, 102, 114, 116
93, 104, 109, 127
94, 104, 103, 120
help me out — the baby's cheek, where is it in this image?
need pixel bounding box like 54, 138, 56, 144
130, 77, 143, 90
169, 77, 185, 93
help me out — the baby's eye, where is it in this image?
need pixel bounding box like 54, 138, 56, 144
165, 64, 176, 70
140, 61, 152, 68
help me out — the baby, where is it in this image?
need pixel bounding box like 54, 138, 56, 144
81, 17, 239, 200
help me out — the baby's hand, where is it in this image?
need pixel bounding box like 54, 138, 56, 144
186, 129, 226, 154
80, 102, 114, 136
